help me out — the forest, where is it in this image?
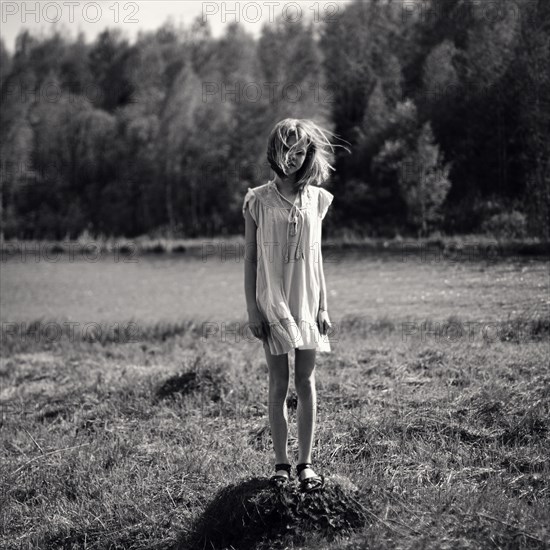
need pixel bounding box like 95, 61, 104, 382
1, 0, 548, 240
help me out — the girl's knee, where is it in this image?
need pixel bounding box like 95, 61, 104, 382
295, 373, 315, 394
269, 388, 289, 406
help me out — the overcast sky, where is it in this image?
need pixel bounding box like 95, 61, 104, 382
1, 1, 352, 52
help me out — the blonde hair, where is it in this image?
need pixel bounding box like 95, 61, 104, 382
266, 118, 351, 192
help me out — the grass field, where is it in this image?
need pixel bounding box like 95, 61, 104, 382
1, 253, 549, 549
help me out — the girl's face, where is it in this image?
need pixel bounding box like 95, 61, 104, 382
284, 134, 307, 175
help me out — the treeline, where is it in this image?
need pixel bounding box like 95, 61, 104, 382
1, 0, 548, 239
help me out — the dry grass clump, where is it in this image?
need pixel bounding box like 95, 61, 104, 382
155, 368, 227, 403
180, 475, 368, 550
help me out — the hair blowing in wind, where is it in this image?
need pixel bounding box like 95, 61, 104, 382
267, 119, 351, 191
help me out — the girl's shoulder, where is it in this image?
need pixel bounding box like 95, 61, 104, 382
247, 181, 272, 199
315, 185, 334, 201
245, 181, 281, 209
242, 181, 273, 222
314, 185, 334, 219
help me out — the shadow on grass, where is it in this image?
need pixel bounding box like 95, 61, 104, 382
178, 475, 368, 550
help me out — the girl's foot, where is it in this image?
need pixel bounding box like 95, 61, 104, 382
296, 463, 325, 493
270, 463, 292, 486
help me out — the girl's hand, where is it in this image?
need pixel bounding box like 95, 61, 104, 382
248, 307, 269, 341
317, 309, 332, 336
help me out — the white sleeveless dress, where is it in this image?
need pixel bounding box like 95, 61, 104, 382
242, 179, 334, 355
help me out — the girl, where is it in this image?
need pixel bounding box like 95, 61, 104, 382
242, 118, 350, 492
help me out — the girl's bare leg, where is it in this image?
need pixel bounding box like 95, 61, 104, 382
264, 344, 291, 469
294, 348, 317, 476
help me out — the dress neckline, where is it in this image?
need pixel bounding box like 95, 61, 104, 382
269, 179, 303, 208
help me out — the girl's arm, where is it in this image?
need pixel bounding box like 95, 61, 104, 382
244, 207, 258, 311
318, 238, 328, 311
244, 207, 268, 340
317, 224, 332, 335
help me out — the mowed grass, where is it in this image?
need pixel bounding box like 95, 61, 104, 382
1, 255, 549, 549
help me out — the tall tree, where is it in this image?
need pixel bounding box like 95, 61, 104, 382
88, 29, 135, 112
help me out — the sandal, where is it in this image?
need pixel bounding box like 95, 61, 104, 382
296, 462, 325, 493
270, 463, 292, 486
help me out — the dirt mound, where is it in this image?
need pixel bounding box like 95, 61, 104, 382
155, 369, 225, 402
179, 474, 368, 550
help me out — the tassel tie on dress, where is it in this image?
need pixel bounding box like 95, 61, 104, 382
285, 203, 305, 262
